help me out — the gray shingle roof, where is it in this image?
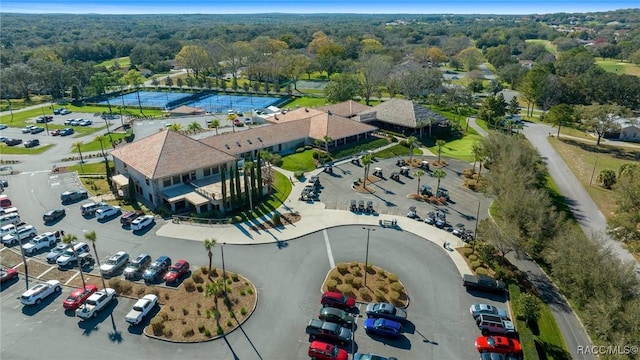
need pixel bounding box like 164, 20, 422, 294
358, 98, 448, 129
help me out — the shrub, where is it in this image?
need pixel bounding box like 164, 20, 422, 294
475, 267, 488, 276
196, 284, 204, 292
246, 287, 254, 295
350, 261, 359, 269
231, 273, 239, 282
469, 254, 478, 262
159, 311, 169, 321
305, 145, 312, 150
462, 248, 474, 257
295, 147, 305, 153
375, 289, 386, 301
196, 302, 202, 308
387, 273, 398, 282
227, 320, 233, 327
226, 279, 232, 285
517, 293, 541, 325
169, 305, 175, 311
120, 282, 133, 295
199, 266, 208, 275
352, 278, 362, 289
327, 279, 338, 291
150, 288, 160, 296
389, 291, 400, 301
271, 213, 282, 226
136, 287, 146, 297
294, 170, 304, 179
377, 283, 386, 291
390, 282, 404, 292
240, 307, 247, 316
378, 270, 387, 279
312, 151, 319, 159
108, 278, 122, 293
204, 329, 212, 337
182, 307, 189, 316
216, 326, 224, 335
151, 317, 164, 335
163, 328, 173, 337
337, 263, 349, 275
198, 325, 206, 333
330, 271, 340, 280
192, 272, 204, 283
338, 284, 353, 295
182, 328, 195, 337
366, 263, 375, 274
360, 288, 372, 301
470, 260, 482, 270
240, 289, 246, 296
164, 293, 170, 300
206, 310, 211, 319
344, 274, 355, 284
184, 278, 196, 292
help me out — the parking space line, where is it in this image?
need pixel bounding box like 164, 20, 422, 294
322, 229, 335, 268
64, 272, 80, 286
36, 265, 56, 279
12, 262, 23, 269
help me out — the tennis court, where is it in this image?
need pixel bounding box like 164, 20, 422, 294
98, 91, 282, 114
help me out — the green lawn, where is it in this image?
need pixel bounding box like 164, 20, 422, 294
71, 132, 129, 153
330, 138, 390, 159
374, 144, 422, 159
427, 133, 484, 162
596, 59, 640, 76
0, 143, 55, 155
95, 57, 131, 69
509, 284, 570, 360
66, 160, 113, 174
525, 39, 558, 56
285, 97, 327, 108
281, 150, 318, 172
237, 171, 292, 221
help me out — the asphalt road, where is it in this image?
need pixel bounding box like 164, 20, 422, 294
1, 169, 507, 360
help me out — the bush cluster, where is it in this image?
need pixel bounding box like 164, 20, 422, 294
184, 278, 196, 292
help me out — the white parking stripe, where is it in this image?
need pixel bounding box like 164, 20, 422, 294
323, 229, 335, 268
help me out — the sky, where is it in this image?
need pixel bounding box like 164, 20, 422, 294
0, 0, 638, 15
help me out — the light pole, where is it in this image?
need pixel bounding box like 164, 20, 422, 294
362, 227, 375, 288
221, 242, 227, 299
589, 156, 599, 186
472, 201, 481, 252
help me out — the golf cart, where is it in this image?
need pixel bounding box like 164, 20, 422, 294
407, 206, 419, 220
437, 187, 450, 201
420, 184, 433, 196
373, 167, 383, 177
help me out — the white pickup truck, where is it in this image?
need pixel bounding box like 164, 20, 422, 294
76, 288, 116, 319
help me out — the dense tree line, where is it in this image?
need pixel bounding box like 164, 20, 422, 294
477, 133, 640, 358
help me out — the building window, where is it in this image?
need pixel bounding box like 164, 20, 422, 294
211, 166, 219, 174
172, 175, 180, 185
163, 178, 171, 187
203, 168, 211, 177
145, 178, 150, 186
190, 171, 196, 180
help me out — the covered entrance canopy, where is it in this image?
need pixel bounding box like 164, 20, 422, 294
162, 184, 210, 213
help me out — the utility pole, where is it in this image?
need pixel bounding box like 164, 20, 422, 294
221, 242, 227, 299
472, 201, 481, 252
362, 227, 375, 288
589, 156, 599, 186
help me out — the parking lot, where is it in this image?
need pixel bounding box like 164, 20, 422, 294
311, 155, 492, 235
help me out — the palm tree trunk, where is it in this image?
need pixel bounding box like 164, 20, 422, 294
72, 248, 87, 290
92, 244, 107, 289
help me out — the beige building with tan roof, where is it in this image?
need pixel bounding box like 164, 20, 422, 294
357, 98, 449, 137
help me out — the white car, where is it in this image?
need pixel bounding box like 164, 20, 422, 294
99, 251, 129, 277
130, 215, 154, 231
21, 126, 36, 133
76, 288, 116, 319
20, 280, 61, 305
56, 242, 90, 267
125, 294, 158, 325
95, 206, 121, 221
22, 232, 57, 255
1, 225, 37, 246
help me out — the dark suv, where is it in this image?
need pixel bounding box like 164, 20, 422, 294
142, 256, 171, 283
120, 210, 144, 226
123, 253, 152, 280
305, 319, 352, 345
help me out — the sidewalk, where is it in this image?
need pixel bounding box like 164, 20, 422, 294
157, 165, 473, 278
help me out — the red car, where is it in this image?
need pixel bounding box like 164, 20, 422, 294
163, 259, 190, 284
321, 291, 356, 310
0, 266, 18, 283
475, 336, 522, 355
51, 129, 61, 136
63, 284, 98, 310
308, 340, 348, 360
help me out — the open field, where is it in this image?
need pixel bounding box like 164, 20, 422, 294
95, 56, 131, 69
548, 137, 640, 219
596, 59, 640, 76
525, 39, 558, 56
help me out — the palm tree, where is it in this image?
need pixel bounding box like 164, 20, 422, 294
471, 141, 483, 174
94, 134, 107, 159
260, 150, 274, 194
84, 230, 107, 289
168, 123, 183, 132
203, 238, 217, 279
209, 118, 220, 135
433, 169, 447, 197
413, 170, 425, 195
204, 280, 225, 309
406, 136, 417, 163
71, 141, 85, 165
361, 154, 373, 191
322, 135, 333, 153
62, 234, 86, 290
504, 118, 516, 135
243, 161, 255, 210
187, 121, 202, 133
435, 139, 446, 163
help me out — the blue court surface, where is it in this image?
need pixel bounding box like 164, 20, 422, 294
99, 91, 281, 114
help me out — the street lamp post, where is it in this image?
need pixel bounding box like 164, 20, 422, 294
362, 227, 375, 288
472, 201, 481, 252
221, 242, 227, 299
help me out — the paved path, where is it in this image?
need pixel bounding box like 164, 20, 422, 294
467, 117, 488, 137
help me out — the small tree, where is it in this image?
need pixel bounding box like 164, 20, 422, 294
322, 135, 333, 153
517, 293, 541, 326
413, 170, 425, 195
597, 169, 617, 189
128, 176, 136, 203
203, 238, 217, 279
435, 139, 446, 163
471, 141, 483, 174
209, 118, 220, 135
361, 154, 373, 190
84, 231, 107, 289
62, 234, 86, 290
406, 136, 417, 163
71, 141, 84, 165
187, 121, 202, 133
433, 169, 447, 196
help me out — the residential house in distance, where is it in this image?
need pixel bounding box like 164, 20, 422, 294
612, 117, 640, 143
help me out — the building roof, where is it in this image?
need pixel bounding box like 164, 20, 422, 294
110, 129, 235, 180
358, 98, 448, 129
200, 121, 311, 156
316, 100, 372, 118
170, 105, 206, 115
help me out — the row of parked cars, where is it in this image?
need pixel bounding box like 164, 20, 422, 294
469, 303, 522, 359
306, 291, 404, 360
63, 118, 93, 127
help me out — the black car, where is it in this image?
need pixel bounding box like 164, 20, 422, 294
5, 138, 22, 146
30, 127, 45, 134
59, 128, 74, 136
24, 139, 40, 148
142, 256, 171, 283
60, 189, 88, 204
35, 116, 53, 123
43, 209, 66, 223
